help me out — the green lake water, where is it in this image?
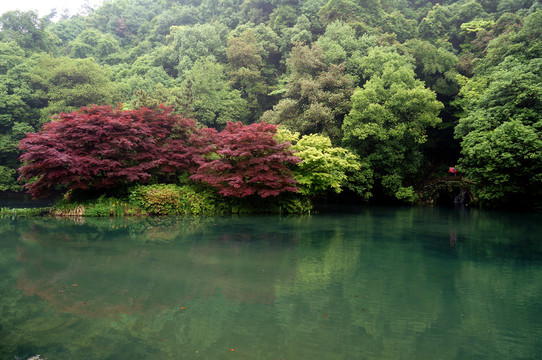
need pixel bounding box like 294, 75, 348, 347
1, 206, 541, 360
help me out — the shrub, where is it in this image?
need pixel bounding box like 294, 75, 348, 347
130, 184, 182, 215
84, 202, 113, 217
18, 106, 203, 198
281, 196, 313, 214
130, 184, 226, 215
191, 122, 300, 197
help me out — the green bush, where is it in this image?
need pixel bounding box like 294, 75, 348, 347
84, 202, 113, 217
0, 207, 50, 217
52, 195, 139, 217
219, 194, 313, 215
129, 183, 313, 215
130, 184, 182, 215
281, 196, 313, 214
130, 184, 225, 215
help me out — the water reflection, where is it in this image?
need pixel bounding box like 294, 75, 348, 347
1, 207, 541, 359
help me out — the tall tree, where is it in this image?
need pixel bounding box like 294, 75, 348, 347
27, 54, 119, 122
0, 10, 55, 53
177, 58, 248, 128
0, 43, 40, 191
191, 122, 300, 197
454, 57, 542, 208
18, 106, 203, 198
261, 43, 354, 142
226, 29, 270, 122
343, 54, 443, 202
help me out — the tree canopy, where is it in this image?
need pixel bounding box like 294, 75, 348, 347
2, 0, 541, 209
18, 106, 202, 197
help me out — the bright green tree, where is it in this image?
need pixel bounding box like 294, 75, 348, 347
177, 58, 248, 128
314, 21, 377, 84
27, 54, 119, 122
455, 57, 542, 208
276, 128, 368, 197
261, 43, 354, 141
69, 29, 121, 64
167, 22, 229, 79
0, 10, 56, 53
343, 59, 443, 202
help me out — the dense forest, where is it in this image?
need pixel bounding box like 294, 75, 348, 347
1, 0, 541, 211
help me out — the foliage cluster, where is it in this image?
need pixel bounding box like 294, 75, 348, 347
0, 207, 50, 217
190, 121, 300, 198
129, 184, 221, 215
18, 107, 331, 214
276, 128, 366, 197
2, 0, 542, 209
51, 195, 139, 217
18, 105, 203, 198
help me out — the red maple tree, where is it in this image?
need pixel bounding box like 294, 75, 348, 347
18, 105, 202, 198
190, 121, 300, 197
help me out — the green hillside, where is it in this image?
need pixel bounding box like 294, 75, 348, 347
1, 0, 541, 209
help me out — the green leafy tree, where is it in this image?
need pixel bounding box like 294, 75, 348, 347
403, 39, 459, 97
27, 54, 120, 122
270, 5, 299, 34
167, 22, 230, 79
276, 128, 368, 197
177, 58, 248, 128
84, 0, 164, 46
455, 57, 542, 208
69, 29, 121, 64
229, 23, 282, 78
343, 59, 443, 202
318, 0, 365, 26
379, 10, 418, 43
0, 10, 56, 53
478, 10, 542, 73
0, 43, 38, 129
277, 14, 314, 60
417, 4, 451, 42
47, 14, 85, 51
352, 45, 415, 82
226, 29, 271, 122
238, 0, 273, 24
314, 21, 377, 84
150, 5, 202, 38
261, 43, 354, 141
114, 51, 177, 104
0, 43, 40, 191
497, 0, 536, 15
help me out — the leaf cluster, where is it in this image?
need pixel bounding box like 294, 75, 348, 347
190, 121, 300, 197
18, 106, 202, 198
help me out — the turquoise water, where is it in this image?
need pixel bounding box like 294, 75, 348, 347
1, 206, 541, 359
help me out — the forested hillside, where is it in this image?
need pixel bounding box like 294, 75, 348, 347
1, 0, 541, 209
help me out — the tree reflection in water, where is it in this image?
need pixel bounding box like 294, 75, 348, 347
1, 208, 542, 359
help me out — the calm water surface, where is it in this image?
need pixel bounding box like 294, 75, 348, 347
1, 206, 541, 360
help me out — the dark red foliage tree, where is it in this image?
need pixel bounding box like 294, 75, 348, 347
18, 105, 202, 198
190, 121, 300, 197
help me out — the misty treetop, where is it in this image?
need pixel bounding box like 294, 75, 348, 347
2, 0, 541, 209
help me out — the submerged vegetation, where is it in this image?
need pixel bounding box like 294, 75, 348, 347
1, 0, 541, 211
